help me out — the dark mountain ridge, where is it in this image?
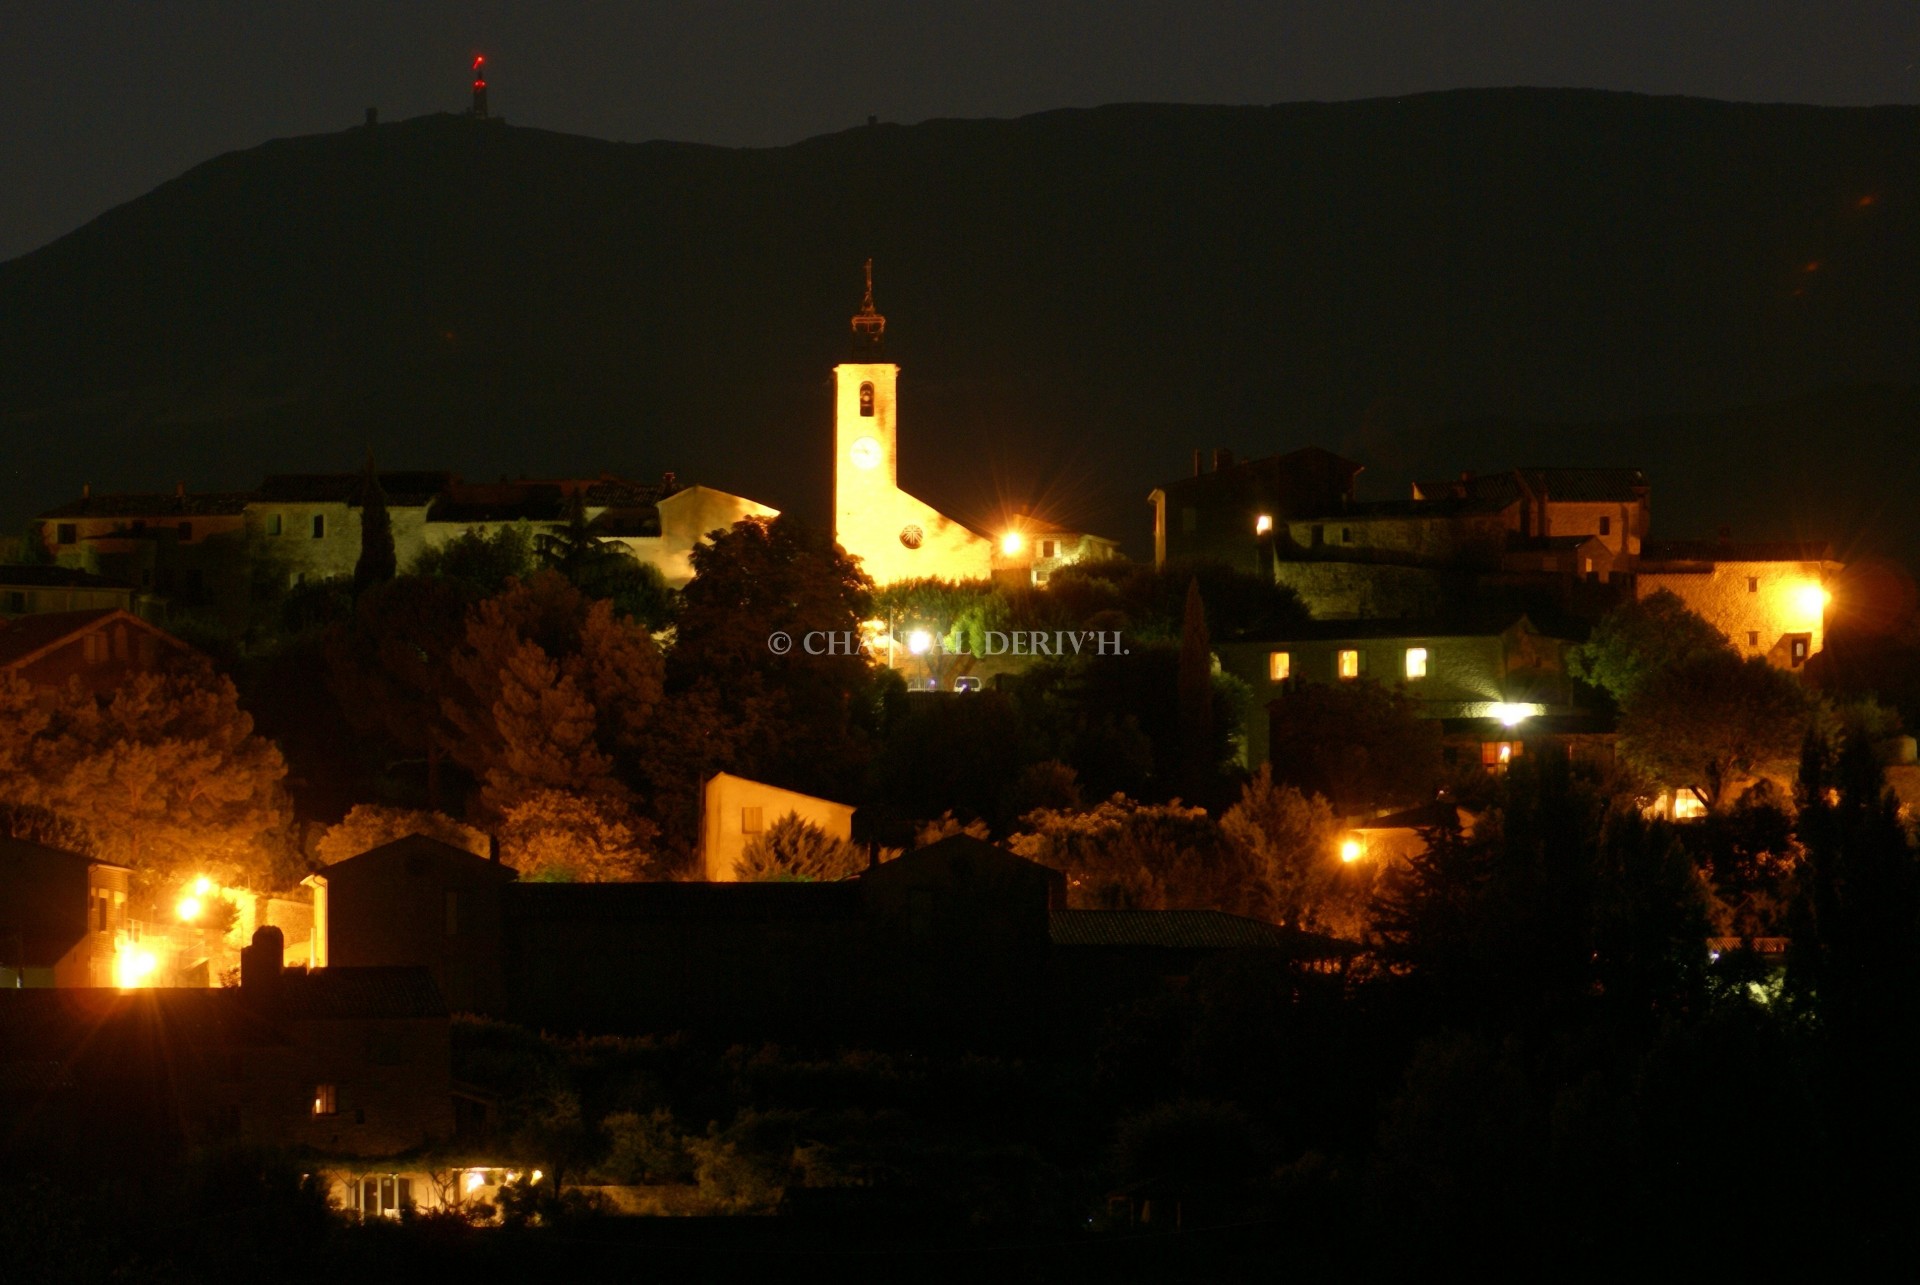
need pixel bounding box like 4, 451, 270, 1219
1, 88, 1915, 564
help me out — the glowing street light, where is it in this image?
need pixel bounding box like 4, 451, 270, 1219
1489, 702, 1531, 727
1255, 514, 1273, 535
114, 941, 158, 989
1793, 583, 1830, 619
1339, 837, 1363, 864
907, 629, 934, 656
176, 896, 203, 923
1001, 531, 1024, 556
192, 876, 213, 897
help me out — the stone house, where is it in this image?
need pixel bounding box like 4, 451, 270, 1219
0, 607, 197, 693
1637, 539, 1839, 669
0, 837, 132, 988
314, 833, 1067, 1043
699, 772, 858, 881
1217, 612, 1581, 769
0, 564, 152, 620
0, 928, 453, 1166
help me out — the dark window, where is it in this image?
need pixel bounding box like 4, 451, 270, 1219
311, 514, 326, 539
368, 1035, 403, 1066
445, 891, 460, 937
266, 514, 283, 536
859, 382, 875, 417
1747, 631, 1759, 647
907, 887, 935, 942
3, 591, 23, 613
56, 523, 77, 545
130, 520, 145, 534
354, 1107, 367, 1125
1747, 576, 1759, 593
1340, 527, 1352, 544
1310, 524, 1325, 547
177, 522, 192, 541
1041, 539, 1057, 558
186, 569, 205, 596
1181, 507, 1197, 534
1599, 516, 1611, 536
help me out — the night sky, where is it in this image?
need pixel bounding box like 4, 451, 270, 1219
3, 1, 1917, 262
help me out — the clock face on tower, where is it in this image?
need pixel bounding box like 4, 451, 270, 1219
850, 436, 882, 470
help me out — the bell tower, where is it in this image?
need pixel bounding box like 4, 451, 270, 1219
835, 259, 900, 533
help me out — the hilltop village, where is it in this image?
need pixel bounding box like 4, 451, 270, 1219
2, 273, 1914, 1254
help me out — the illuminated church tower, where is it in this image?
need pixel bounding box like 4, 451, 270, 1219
833, 262, 994, 586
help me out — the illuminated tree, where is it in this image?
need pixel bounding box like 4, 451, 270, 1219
498, 788, 653, 882
1617, 651, 1810, 812
409, 522, 537, 593
16, 668, 289, 889
1219, 766, 1352, 933
667, 515, 883, 808
735, 812, 865, 882
315, 804, 488, 866
443, 571, 665, 814
1008, 794, 1245, 911
1266, 679, 1444, 818
1569, 589, 1732, 705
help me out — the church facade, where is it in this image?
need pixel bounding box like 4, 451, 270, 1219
832, 265, 1115, 587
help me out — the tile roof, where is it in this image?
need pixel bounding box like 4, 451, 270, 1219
0, 609, 189, 671
256, 472, 456, 506
1050, 909, 1356, 955
1223, 610, 1538, 644
1641, 539, 1834, 564
0, 564, 135, 589
38, 492, 254, 519
1418, 468, 1648, 504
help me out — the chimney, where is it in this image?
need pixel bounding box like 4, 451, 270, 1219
82, 483, 91, 501
1213, 448, 1234, 472
660, 470, 678, 493
488, 832, 501, 865
175, 481, 185, 499
240, 926, 285, 998
1192, 449, 1204, 478
365, 107, 378, 128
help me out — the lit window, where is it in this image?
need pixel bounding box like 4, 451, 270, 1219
1790, 636, 1810, 667
314, 1084, 338, 1117
1337, 649, 1361, 680
1404, 647, 1428, 680
312, 514, 326, 539
1480, 741, 1521, 770
741, 807, 763, 834
1268, 650, 1291, 682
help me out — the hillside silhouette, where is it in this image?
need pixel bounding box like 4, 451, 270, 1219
0, 89, 1915, 563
